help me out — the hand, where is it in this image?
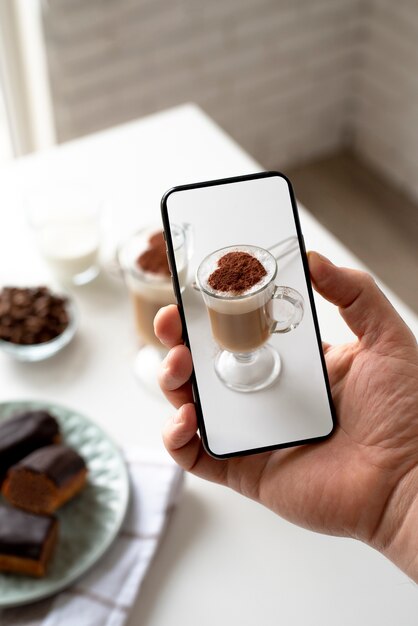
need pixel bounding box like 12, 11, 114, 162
154, 252, 418, 580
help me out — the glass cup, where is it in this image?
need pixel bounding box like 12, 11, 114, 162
26, 183, 101, 285
118, 223, 191, 391
196, 244, 304, 392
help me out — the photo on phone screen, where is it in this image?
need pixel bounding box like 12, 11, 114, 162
161, 172, 335, 458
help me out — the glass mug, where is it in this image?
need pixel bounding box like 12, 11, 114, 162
26, 182, 102, 286
118, 223, 192, 391
196, 245, 304, 392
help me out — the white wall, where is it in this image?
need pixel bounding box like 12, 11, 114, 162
42, 0, 358, 162
351, 0, 418, 201
41, 0, 418, 201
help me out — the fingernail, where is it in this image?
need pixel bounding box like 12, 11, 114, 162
162, 366, 176, 390
173, 409, 184, 425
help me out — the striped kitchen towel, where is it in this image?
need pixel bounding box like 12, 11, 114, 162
1, 448, 184, 626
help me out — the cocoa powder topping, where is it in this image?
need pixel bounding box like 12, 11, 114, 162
208, 251, 267, 294
137, 231, 170, 276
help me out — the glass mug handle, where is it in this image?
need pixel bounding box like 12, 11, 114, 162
181, 222, 194, 261
270, 286, 304, 334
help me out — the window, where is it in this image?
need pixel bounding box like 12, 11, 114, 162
0, 0, 55, 160
0, 71, 13, 162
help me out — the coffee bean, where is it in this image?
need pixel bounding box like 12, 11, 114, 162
0, 315, 12, 327
0, 287, 70, 345
0, 326, 12, 340
25, 317, 43, 332
0, 302, 11, 316
34, 297, 50, 314
12, 292, 29, 306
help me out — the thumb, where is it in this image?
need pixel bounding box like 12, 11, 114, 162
308, 251, 409, 345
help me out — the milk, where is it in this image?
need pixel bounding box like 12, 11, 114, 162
38, 221, 99, 281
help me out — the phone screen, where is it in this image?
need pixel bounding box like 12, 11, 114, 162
162, 172, 335, 458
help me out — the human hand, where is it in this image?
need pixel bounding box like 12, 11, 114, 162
154, 252, 418, 580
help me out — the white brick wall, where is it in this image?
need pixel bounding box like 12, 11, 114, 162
41, 0, 418, 201
350, 0, 418, 201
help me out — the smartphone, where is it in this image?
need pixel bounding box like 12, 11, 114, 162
161, 171, 335, 459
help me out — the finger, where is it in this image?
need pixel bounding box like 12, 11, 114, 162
163, 403, 228, 484
160, 345, 193, 391
161, 381, 194, 410
322, 341, 332, 354
308, 251, 409, 345
159, 344, 194, 408
154, 305, 183, 348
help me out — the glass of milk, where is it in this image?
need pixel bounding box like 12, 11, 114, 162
27, 183, 101, 285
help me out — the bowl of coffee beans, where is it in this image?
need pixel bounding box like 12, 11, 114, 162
0, 286, 77, 361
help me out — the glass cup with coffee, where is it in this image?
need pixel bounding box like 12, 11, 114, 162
118, 223, 191, 390
196, 245, 304, 392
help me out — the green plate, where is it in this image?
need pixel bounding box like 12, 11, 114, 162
0, 400, 130, 608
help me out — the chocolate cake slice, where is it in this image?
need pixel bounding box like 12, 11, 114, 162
0, 410, 61, 483
0, 504, 58, 577
3, 444, 87, 514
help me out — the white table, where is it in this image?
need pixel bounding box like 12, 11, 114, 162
1, 104, 417, 625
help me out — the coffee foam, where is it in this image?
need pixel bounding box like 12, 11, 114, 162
119, 225, 188, 304
126, 265, 187, 304
199, 246, 276, 297
197, 246, 277, 315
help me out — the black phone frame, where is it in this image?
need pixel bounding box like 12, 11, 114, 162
161, 171, 337, 459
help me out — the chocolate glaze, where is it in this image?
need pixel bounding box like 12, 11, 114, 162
0, 411, 60, 480
0, 504, 56, 560
13, 444, 86, 487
